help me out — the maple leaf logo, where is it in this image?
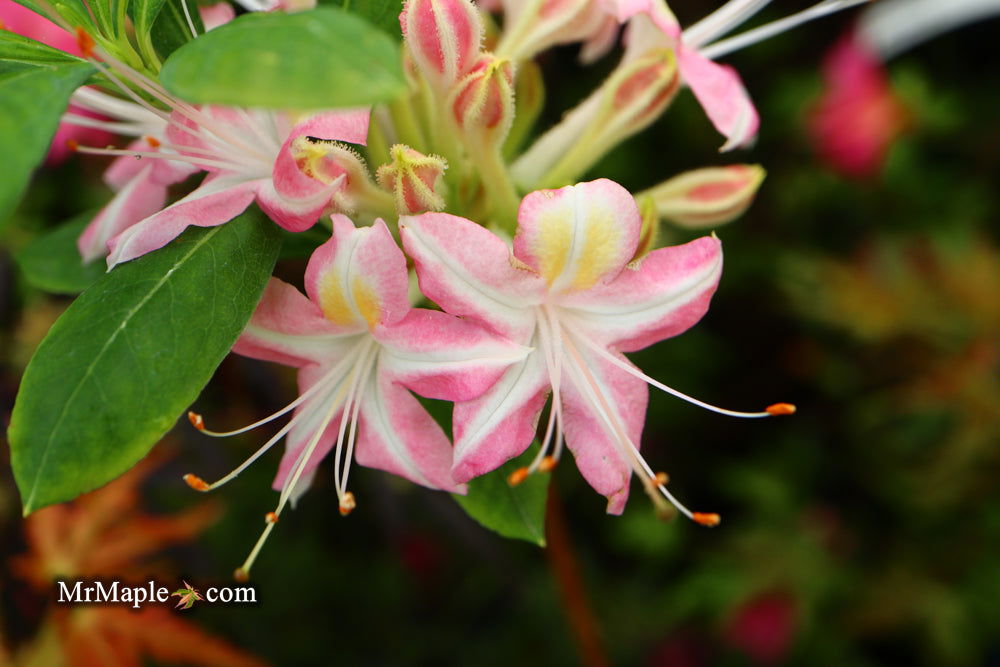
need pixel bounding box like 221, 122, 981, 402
171, 581, 203, 610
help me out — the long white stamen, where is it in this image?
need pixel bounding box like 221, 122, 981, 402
332, 343, 376, 500
558, 328, 699, 521
180, 0, 199, 40
575, 334, 782, 419
194, 355, 354, 438
699, 0, 872, 60
61, 114, 155, 135
70, 143, 244, 172
337, 376, 367, 498
684, 0, 774, 49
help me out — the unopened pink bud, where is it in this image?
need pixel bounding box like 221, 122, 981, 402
646, 165, 765, 229
450, 55, 515, 142
401, 0, 483, 92
376, 144, 449, 215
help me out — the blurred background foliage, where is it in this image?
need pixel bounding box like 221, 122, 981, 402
2, 1, 999, 665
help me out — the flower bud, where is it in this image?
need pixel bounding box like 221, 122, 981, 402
376, 144, 449, 215
644, 165, 765, 229
450, 54, 515, 147
401, 0, 483, 92
513, 47, 678, 189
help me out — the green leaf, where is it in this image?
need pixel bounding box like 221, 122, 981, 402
15, 210, 106, 294
159, 8, 405, 109
331, 0, 403, 39
0, 35, 94, 222
454, 448, 549, 546
9, 208, 281, 514
131, 0, 168, 51
150, 0, 203, 60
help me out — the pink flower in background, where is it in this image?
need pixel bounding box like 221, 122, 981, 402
724, 592, 799, 664
401, 179, 786, 518
809, 33, 909, 178
186, 216, 527, 578
0, 0, 112, 164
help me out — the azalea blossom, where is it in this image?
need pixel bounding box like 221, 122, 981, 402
401, 178, 794, 518
59, 30, 378, 267
184, 216, 528, 578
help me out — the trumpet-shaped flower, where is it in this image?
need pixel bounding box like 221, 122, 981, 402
184, 215, 528, 578
402, 179, 792, 518
61, 35, 371, 267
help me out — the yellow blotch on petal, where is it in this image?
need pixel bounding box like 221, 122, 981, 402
319, 273, 382, 329
534, 204, 622, 292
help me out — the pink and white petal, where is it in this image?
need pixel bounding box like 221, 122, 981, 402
273, 364, 346, 504
233, 278, 353, 367
103, 144, 151, 191
400, 212, 544, 342
677, 47, 759, 152
560, 345, 648, 514
356, 370, 465, 493
451, 352, 550, 483
78, 163, 168, 263
304, 216, 411, 330
256, 173, 341, 233
579, 14, 620, 64
104, 173, 261, 268
288, 109, 370, 146
375, 308, 531, 402
513, 179, 641, 294
560, 235, 722, 352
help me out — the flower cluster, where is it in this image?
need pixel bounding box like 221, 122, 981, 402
16, 0, 878, 576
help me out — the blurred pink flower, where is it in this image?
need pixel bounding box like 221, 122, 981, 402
809, 33, 910, 178
0, 0, 113, 164
725, 592, 799, 664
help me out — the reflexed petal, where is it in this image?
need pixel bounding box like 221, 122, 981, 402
400, 212, 544, 341
288, 109, 370, 147
560, 235, 722, 352
560, 344, 647, 514
305, 216, 411, 331
677, 47, 759, 151
233, 278, 354, 367
513, 179, 641, 294
357, 370, 465, 492
105, 174, 261, 268
79, 164, 169, 263
451, 351, 550, 483
376, 309, 530, 402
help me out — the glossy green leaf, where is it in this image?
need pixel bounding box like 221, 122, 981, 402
333, 0, 403, 39
15, 210, 105, 294
9, 208, 281, 514
454, 448, 549, 546
159, 8, 404, 109
150, 0, 203, 60
0, 34, 94, 222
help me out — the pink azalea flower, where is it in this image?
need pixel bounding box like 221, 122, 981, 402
401, 178, 793, 517
0, 0, 113, 165
60, 34, 371, 267
184, 215, 528, 578
808, 32, 908, 178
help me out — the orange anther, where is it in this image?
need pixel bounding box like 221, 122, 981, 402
653, 472, 669, 486
339, 491, 356, 516
145, 135, 161, 148
187, 411, 205, 430
0, 19, 7, 30
183, 473, 210, 492
539, 456, 557, 472
507, 467, 529, 486
75, 27, 95, 59
66, 139, 79, 151
233, 568, 249, 582
264, 511, 278, 524
692, 512, 721, 527
766, 402, 796, 416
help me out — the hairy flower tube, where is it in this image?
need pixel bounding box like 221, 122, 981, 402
184, 216, 528, 578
